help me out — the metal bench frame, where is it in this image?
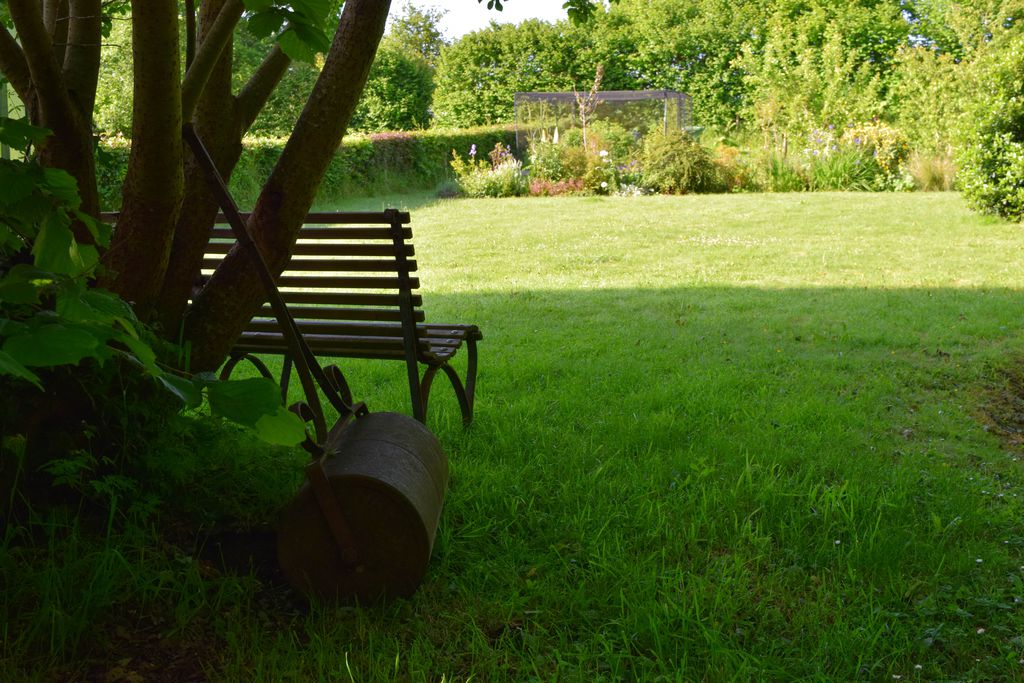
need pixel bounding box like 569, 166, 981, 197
210, 210, 480, 425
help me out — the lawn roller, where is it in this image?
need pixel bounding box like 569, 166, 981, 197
183, 125, 448, 603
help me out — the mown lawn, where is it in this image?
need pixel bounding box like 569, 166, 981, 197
5, 192, 1024, 681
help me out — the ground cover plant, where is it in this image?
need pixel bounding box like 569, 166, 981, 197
5, 192, 1024, 680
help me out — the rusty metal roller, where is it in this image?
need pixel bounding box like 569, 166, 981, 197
277, 412, 448, 603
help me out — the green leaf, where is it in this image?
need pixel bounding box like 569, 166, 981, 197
207, 377, 281, 426
42, 168, 81, 209
0, 349, 42, 389
56, 286, 134, 328
243, 0, 275, 11
3, 323, 99, 367
32, 211, 75, 273
72, 210, 112, 247
253, 406, 307, 446
0, 117, 51, 150
291, 21, 330, 54
0, 162, 38, 209
247, 10, 285, 38
158, 372, 203, 408
115, 332, 159, 375
278, 27, 318, 63
0, 279, 40, 305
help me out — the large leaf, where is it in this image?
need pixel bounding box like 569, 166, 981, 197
247, 9, 285, 38
207, 377, 282, 426
158, 372, 203, 409
3, 323, 99, 367
32, 211, 75, 273
115, 332, 159, 375
57, 286, 136, 329
243, 0, 275, 11
0, 162, 38, 209
41, 168, 81, 209
0, 117, 50, 150
0, 348, 42, 389
277, 26, 318, 62
254, 406, 307, 446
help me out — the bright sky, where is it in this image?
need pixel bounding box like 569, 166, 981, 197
403, 0, 569, 39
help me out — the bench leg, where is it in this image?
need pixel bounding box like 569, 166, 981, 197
220, 352, 275, 382
420, 362, 474, 427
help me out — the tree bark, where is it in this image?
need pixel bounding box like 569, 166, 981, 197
101, 0, 182, 316
154, 40, 294, 337
0, 26, 33, 105
62, 0, 102, 118
8, 0, 97, 216
183, 0, 392, 371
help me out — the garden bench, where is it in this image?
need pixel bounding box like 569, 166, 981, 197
214, 210, 481, 425
102, 210, 481, 425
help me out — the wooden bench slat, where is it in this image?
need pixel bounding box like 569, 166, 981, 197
203, 243, 414, 257
277, 292, 423, 306
210, 227, 412, 241
202, 258, 417, 272
276, 275, 419, 289
214, 211, 410, 225
261, 305, 425, 322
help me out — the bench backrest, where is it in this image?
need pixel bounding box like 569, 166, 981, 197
207, 211, 431, 362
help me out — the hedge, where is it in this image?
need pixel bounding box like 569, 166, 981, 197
96, 125, 517, 210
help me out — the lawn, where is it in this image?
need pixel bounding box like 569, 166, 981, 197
5, 192, 1024, 680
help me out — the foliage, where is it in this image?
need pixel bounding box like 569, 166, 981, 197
0, 120, 304, 445
806, 146, 877, 191
382, 1, 449, 65
890, 46, 976, 155
840, 121, 912, 190
756, 152, 807, 192
95, 126, 517, 209
348, 46, 434, 132
640, 129, 724, 194
432, 20, 588, 127
958, 34, 1024, 220
449, 142, 528, 197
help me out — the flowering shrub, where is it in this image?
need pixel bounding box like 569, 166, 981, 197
640, 130, 724, 194
449, 142, 528, 197
798, 122, 911, 191
841, 121, 911, 190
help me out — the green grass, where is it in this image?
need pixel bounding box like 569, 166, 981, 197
6, 192, 1024, 680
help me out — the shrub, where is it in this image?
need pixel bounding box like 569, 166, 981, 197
958, 35, 1024, 220
757, 153, 807, 192
715, 144, 759, 192
806, 147, 877, 191
840, 121, 911, 188
640, 130, 724, 194
96, 126, 517, 209
450, 142, 528, 198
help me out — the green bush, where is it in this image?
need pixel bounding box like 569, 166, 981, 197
640, 130, 724, 194
96, 126, 517, 209
450, 142, 528, 198
756, 153, 807, 192
958, 35, 1024, 221
807, 147, 877, 191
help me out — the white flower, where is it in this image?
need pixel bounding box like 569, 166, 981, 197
600, 181, 608, 188
599, 150, 609, 157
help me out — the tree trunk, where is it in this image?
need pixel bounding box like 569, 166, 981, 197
153, 3, 293, 339
183, 0, 392, 372
101, 0, 183, 317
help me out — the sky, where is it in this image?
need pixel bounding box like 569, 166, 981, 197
402, 0, 569, 39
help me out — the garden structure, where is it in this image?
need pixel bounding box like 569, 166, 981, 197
513, 89, 694, 154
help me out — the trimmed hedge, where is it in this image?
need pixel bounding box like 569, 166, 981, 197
96, 125, 517, 210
